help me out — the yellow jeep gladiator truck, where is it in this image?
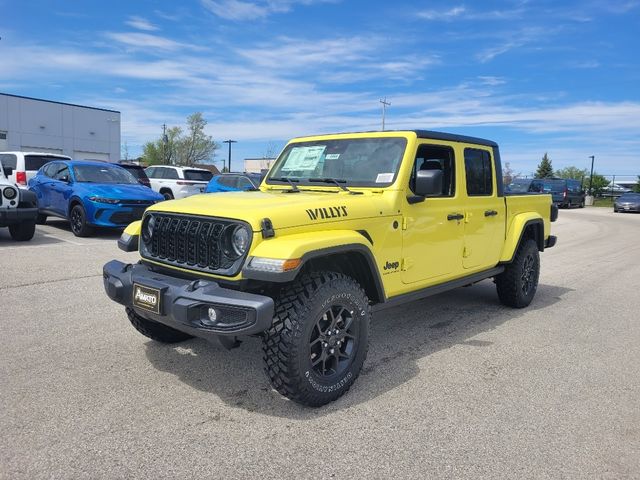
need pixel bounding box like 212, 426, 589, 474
103, 130, 557, 406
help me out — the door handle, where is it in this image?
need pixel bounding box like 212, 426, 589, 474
447, 213, 464, 221
484, 210, 498, 217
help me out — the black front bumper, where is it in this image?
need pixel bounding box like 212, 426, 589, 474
0, 207, 38, 225
103, 260, 274, 339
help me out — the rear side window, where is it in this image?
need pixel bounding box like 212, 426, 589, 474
0, 153, 17, 170
217, 175, 238, 188
161, 168, 179, 180
464, 149, 493, 196
184, 169, 213, 181
25, 155, 59, 171
237, 176, 254, 190
43, 163, 60, 178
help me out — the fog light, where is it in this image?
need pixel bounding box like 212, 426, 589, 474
208, 307, 218, 322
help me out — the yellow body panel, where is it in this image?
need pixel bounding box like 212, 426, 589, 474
133, 131, 553, 301
124, 220, 141, 236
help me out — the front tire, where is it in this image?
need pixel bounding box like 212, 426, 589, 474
263, 272, 370, 407
9, 220, 36, 241
496, 238, 540, 308
69, 204, 94, 237
126, 307, 193, 343
161, 189, 174, 200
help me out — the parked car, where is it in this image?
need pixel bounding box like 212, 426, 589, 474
28, 160, 164, 237
0, 152, 71, 188
205, 172, 264, 193
601, 183, 632, 197
118, 162, 151, 188
0, 161, 38, 240
145, 166, 213, 200
507, 178, 585, 208
613, 192, 640, 212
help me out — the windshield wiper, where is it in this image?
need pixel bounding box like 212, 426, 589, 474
308, 177, 362, 194
270, 177, 300, 192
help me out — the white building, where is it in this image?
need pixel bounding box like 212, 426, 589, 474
244, 157, 276, 174
0, 93, 121, 161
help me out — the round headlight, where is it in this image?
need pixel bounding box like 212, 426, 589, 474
3, 187, 17, 200
225, 225, 250, 258
141, 214, 156, 244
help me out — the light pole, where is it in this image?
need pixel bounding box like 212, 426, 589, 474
380, 98, 391, 131
223, 140, 237, 172
162, 123, 168, 164
588, 155, 595, 195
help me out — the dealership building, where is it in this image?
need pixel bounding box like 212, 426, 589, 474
0, 93, 121, 161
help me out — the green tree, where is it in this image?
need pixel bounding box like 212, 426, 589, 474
534, 153, 554, 178
633, 176, 640, 193
588, 172, 610, 196
555, 166, 588, 181
176, 113, 219, 166
142, 126, 182, 165
141, 113, 219, 166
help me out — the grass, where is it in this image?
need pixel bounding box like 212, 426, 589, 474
591, 197, 615, 208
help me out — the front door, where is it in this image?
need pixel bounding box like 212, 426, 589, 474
461, 148, 505, 269
402, 142, 465, 285
49, 164, 72, 216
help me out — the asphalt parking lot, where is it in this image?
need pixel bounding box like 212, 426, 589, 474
1, 209, 639, 479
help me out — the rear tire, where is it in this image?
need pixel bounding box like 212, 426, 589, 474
126, 307, 193, 343
263, 272, 370, 407
36, 213, 47, 225
8, 220, 36, 241
496, 238, 540, 308
69, 204, 94, 237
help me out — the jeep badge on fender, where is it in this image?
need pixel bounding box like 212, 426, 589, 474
103, 130, 557, 407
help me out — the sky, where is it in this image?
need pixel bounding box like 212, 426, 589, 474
1, 0, 639, 177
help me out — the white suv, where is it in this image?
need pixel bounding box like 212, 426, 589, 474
0, 152, 71, 188
144, 166, 214, 200
0, 161, 38, 241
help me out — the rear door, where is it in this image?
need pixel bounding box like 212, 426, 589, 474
462, 148, 506, 270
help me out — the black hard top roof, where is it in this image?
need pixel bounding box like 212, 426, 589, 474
295, 130, 498, 148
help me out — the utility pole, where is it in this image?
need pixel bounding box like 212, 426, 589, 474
588, 155, 595, 195
223, 140, 237, 172
380, 98, 391, 131
162, 123, 168, 165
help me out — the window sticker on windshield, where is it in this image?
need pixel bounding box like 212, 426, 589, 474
281, 146, 326, 171
325, 153, 340, 160
376, 173, 394, 183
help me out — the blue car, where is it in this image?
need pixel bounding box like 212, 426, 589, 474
29, 160, 164, 237
205, 173, 264, 193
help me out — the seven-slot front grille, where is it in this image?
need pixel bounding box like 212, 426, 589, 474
142, 212, 246, 275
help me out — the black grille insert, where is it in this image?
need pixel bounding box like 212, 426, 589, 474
142, 212, 249, 276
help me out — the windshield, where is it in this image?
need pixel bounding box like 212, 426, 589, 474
267, 137, 407, 187
73, 164, 139, 184
620, 193, 640, 200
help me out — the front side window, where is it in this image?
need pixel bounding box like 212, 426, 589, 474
52, 165, 70, 181
267, 137, 407, 187
73, 165, 138, 184
464, 148, 493, 196
409, 144, 455, 196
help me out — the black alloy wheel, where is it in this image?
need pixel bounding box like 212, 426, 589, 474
309, 305, 358, 377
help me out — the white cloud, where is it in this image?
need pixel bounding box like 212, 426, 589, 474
125, 16, 159, 31
418, 6, 466, 20
200, 0, 336, 20
104, 32, 205, 52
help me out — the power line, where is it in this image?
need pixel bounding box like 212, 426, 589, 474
379, 98, 391, 131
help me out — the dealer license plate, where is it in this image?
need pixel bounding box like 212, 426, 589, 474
133, 283, 161, 314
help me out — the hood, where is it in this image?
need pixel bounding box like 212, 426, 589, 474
147, 189, 389, 231
77, 182, 163, 201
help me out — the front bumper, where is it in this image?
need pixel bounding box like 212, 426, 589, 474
103, 260, 274, 339
0, 207, 38, 225
89, 203, 151, 227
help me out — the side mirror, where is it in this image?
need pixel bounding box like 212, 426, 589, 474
415, 169, 443, 197
59, 175, 70, 183
4, 166, 13, 176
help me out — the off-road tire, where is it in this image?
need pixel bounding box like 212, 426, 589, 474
69, 204, 93, 237
579, 200, 585, 208
496, 238, 540, 308
126, 307, 193, 343
263, 271, 370, 407
9, 220, 36, 241
36, 213, 47, 225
